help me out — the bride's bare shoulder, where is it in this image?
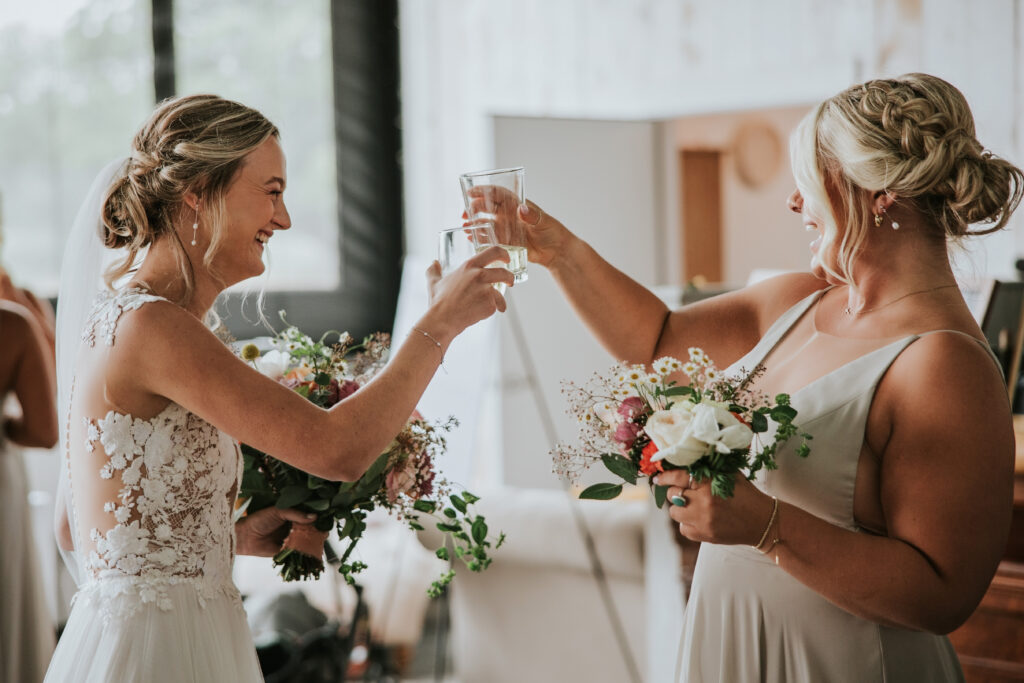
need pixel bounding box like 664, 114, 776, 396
109, 297, 210, 355
89, 296, 225, 414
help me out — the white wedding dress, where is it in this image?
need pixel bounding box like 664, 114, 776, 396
44, 288, 263, 682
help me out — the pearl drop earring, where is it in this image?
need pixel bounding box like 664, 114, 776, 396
191, 203, 199, 246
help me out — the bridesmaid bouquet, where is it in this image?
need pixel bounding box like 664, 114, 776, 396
552, 348, 811, 504
237, 321, 503, 595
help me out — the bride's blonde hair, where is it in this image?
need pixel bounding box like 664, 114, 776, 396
101, 94, 279, 303
791, 73, 1023, 286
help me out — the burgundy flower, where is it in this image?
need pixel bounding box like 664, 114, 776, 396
318, 378, 360, 408
617, 396, 646, 420
612, 420, 642, 446
416, 453, 436, 498
338, 379, 360, 400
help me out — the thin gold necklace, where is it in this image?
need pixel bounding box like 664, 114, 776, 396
843, 283, 959, 316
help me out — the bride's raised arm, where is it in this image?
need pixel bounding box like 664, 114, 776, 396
109, 247, 511, 483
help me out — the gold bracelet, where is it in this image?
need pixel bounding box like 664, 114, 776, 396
752, 496, 779, 552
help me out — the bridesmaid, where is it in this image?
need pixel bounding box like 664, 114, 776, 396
0, 220, 60, 682
505, 73, 1022, 681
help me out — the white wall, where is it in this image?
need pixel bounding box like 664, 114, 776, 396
492, 117, 664, 488
400, 0, 1024, 276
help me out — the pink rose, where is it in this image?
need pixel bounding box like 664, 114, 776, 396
385, 465, 416, 503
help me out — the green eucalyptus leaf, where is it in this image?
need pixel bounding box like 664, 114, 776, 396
579, 482, 623, 501
600, 453, 639, 485
471, 517, 488, 544
450, 494, 468, 514
770, 405, 798, 422
241, 469, 271, 495
413, 499, 437, 513
362, 452, 390, 481
330, 491, 353, 508
653, 484, 669, 509
276, 485, 312, 509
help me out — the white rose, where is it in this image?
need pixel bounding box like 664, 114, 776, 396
684, 401, 754, 457
645, 401, 708, 467
253, 349, 291, 380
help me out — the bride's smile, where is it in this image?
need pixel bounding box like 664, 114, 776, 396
205, 136, 291, 286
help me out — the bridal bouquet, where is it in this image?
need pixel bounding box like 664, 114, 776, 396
552, 349, 811, 504
237, 320, 503, 595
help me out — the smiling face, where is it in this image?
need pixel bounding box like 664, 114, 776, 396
787, 187, 836, 282
212, 136, 291, 286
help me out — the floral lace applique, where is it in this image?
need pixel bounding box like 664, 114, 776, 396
81, 287, 167, 347
72, 287, 243, 622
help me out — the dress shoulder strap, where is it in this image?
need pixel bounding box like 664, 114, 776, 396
728, 287, 829, 376
915, 328, 1004, 379
82, 287, 169, 349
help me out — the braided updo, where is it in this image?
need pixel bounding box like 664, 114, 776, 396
791, 73, 1022, 285
101, 94, 278, 297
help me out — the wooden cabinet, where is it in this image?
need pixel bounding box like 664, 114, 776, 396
949, 561, 1024, 682
948, 429, 1024, 681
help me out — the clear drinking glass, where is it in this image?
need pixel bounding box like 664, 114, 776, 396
459, 166, 528, 283
437, 220, 509, 294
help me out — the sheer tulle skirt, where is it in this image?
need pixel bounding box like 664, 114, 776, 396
44, 581, 263, 683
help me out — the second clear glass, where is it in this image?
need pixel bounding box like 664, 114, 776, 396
437, 221, 510, 295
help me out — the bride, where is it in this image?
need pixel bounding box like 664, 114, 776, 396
44, 94, 513, 682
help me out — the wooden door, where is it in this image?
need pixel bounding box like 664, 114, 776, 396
680, 150, 723, 284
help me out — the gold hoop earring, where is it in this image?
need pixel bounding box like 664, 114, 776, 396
874, 213, 883, 228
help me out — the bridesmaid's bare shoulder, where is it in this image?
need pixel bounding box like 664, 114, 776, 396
739, 271, 828, 336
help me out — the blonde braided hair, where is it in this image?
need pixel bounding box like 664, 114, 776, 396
791, 73, 1023, 286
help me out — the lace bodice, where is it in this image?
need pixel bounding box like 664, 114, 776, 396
67, 288, 242, 618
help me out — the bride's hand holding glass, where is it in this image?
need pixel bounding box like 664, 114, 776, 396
422, 243, 514, 340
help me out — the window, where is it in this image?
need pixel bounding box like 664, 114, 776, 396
175, 0, 338, 291
0, 0, 153, 295
0, 0, 401, 339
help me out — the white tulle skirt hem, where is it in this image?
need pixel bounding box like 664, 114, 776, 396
44, 581, 262, 683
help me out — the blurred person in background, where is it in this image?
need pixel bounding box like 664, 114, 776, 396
0, 189, 60, 683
